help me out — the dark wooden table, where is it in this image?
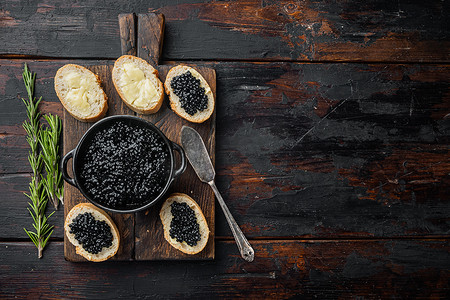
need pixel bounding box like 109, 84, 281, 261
1, 1, 449, 298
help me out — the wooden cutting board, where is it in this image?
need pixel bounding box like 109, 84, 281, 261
63, 13, 215, 261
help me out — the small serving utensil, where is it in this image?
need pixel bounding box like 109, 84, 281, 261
181, 126, 255, 262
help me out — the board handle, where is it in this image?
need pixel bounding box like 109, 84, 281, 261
137, 13, 165, 66
171, 141, 186, 179
60, 149, 77, 187
118, 13, 137, 56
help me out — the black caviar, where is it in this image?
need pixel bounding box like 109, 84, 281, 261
79, 121, 170, 209
169, 201, 201, 246
170, 71, 208, 116
69, 212, 113, 254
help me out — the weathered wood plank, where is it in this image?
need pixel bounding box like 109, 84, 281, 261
0, 240, 449, 298
137, 13, 164, 66
1, 60, 449, 239
118, 13, 136, 56
0, 1, 448, 62
212, 62, 450, 237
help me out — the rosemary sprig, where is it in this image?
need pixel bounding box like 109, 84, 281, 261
40, 114, 63, 209
21, 63, 54, 258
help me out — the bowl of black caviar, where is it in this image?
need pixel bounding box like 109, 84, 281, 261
60, 115, 186, 213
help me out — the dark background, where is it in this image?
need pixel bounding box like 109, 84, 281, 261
1, 0, 449, 298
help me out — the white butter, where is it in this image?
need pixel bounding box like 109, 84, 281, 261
64, 71, 93, 114
120, 62, 157, 108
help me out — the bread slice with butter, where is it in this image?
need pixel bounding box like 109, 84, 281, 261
112, 55, 164, 114
164, 65, 215, 123
54, 64, 108, 122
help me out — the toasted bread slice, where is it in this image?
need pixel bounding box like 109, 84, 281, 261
65, 203, 120, 262
164, 65, 214, 123
160, 193, 209, 255
112, 55, 164, 114
54, 64, 108, 122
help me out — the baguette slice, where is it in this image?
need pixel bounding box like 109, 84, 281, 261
65, 203, 120, 262
164, 65, 214, 123
160, 193, 210, 255
54, 64, 108, 122
112, 55, 164, 114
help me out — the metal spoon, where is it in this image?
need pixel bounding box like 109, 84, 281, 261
181, 126, 255, 262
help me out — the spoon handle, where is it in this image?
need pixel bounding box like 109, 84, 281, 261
209, 181, 255, 262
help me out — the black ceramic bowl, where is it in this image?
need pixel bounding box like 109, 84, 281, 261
60, 115, 186, 213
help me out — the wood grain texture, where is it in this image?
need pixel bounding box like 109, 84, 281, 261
1, 60, 448, 240
137, 13, 164, 66
118, 13, 136, 56
63, 65, 135, 262
0, 0, 448, 62
1, 240, 449, 298
213, 62, 449, 238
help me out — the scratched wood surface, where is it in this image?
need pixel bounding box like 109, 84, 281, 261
1, 240, 449, 298
0, 0, 449, 62
0, 0, 449, 298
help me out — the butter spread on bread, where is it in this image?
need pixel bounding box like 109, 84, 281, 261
55, 64, 108, 122
64, 70, 96, 114
112, 55, 164, 114
120, 62, 158, 108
